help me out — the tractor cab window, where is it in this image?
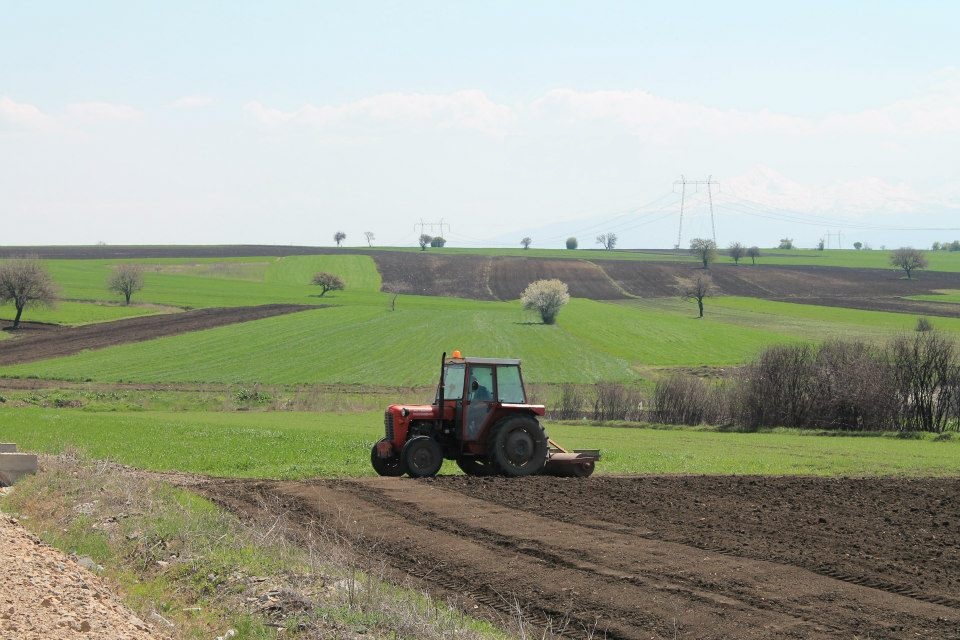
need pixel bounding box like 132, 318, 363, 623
496, 365, 525, 403
440, 363, 466, 401
468, 366, 494, 402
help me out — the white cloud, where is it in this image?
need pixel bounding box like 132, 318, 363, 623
0, 96, 56, 131
169, 95, 214, 109
531, 75, 960, 139
530, 89, 813, 139
65, 101, 143, 122
724, 165, 957, 216
244, 90, 517, 136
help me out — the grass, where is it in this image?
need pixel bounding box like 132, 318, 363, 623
41, 255, 383, 311
8, 291, 960, 386
1, 408, 957, 478
1, 300, 171, 326
0, 297, 791, 384
909, 289, 960, 305
709, 296, 960, 338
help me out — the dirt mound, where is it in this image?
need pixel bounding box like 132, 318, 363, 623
196, 476, 960, 640
0, 304, 315, 366
0, 515, 162, 639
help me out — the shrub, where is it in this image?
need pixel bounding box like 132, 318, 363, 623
889, 332, 960, 433
592, 382, 644, 422
565, 237, 578, 250
520, 279, 569, 325
653, 374, 731, 426
552, 384, 587, 420
916, 317, 934, 332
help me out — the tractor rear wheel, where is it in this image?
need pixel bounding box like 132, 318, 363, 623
489, 416, 548, 477
370, 440, 406, 477
455, 456, 495, 476
402, 436, 443, 478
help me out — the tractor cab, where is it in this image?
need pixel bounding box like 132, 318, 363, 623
436, 352, 534, 446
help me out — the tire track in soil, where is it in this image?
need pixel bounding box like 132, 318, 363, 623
194, 477, 960, 640
437, 475, 960, 614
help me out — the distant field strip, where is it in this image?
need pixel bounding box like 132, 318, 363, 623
1, 301, 169, 327
0, 304, 314, 366
909, 290, 960, 304
710, 297, 960, 337
0, 408, 956, 478
44, 254, 382, 310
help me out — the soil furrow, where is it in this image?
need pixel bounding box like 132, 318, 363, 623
192, 476, 960, 640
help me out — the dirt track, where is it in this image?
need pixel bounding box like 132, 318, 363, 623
197, 476, 960, 639
0, 304, 315, 366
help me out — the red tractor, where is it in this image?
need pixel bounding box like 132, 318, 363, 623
371, 351, 600, 478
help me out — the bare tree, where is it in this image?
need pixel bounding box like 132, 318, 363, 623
418, 234, 432, 251
521, 237, 532, 249
333, 231, 346, 247
106, 264, 144, 305
311, 272, 345, 296
890, 247, 928, 280
521, 279, 570, 325
0, 257, 58, 329
728, 242, 745, 265
746, 246, 761, 265
689, 238, 718, 269
363, 231, 375, 247
596, 233, 617, 250
675, 273, 716, 318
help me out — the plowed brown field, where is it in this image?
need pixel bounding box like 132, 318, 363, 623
197, 476, 960, 640
369, 252, 960, 315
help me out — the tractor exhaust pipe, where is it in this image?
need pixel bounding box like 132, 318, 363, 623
436, 351, 446, 429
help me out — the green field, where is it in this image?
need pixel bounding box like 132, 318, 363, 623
1, 300, 172, 326
6, 290, 957, 385
41, 255, 382, 312
909, 289, 960, 305
1, 408, 956, 478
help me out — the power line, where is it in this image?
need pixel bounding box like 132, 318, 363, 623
674, 176, 720, 248
413, 218, 451, 238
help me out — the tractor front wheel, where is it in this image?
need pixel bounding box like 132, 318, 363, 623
370, 440, 405, 477
402, 436, 443, 478
489, 416, 548, 477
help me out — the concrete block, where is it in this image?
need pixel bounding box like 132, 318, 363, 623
0, 443, 16, 453
0, 452, 38, 486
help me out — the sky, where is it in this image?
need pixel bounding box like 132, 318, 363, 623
2, 1, 959, 249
